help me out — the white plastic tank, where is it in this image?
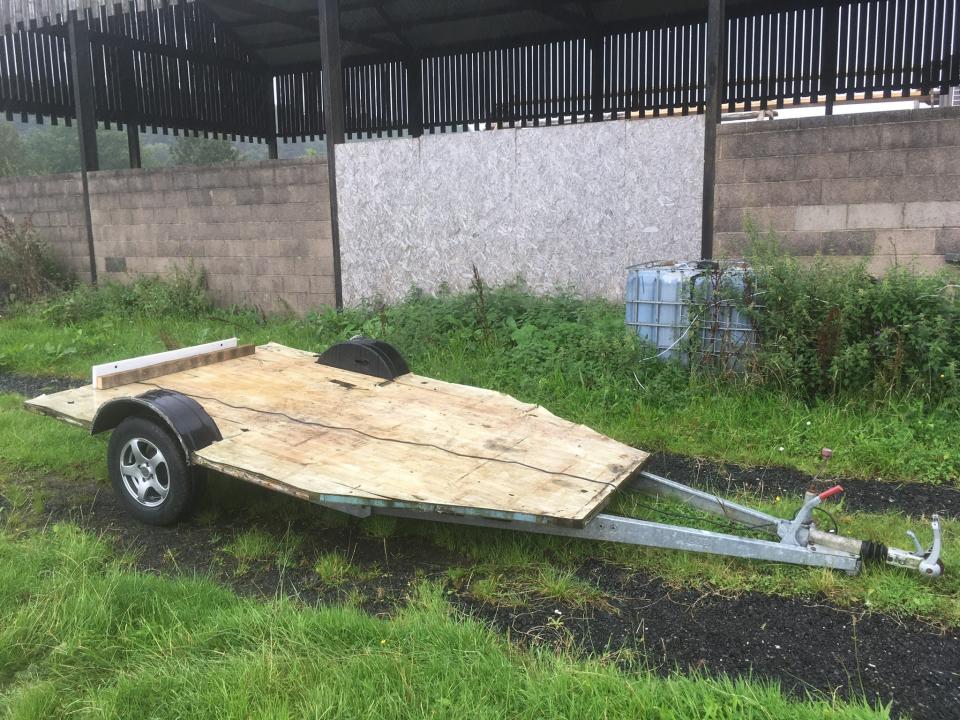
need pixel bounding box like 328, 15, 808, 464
625, 261, 756, 364
625, 263, 697, 360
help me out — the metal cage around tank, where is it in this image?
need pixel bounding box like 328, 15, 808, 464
625, 261, 758, 367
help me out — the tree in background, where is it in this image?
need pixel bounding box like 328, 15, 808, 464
142, 142, 172, 168
170, 135, 241, 166
0, 120, 252, 176
0, 123, 23, 176
17, 124, 129, 174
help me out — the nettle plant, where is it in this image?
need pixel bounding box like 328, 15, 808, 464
680, 261, 762, 379
734, 229, 960, 403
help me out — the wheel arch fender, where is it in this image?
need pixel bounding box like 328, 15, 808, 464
91, 389, 222, 462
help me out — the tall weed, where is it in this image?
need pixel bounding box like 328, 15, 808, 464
739, 227, 960, 403
0, 214, 72, 303
42, 264, 212, 323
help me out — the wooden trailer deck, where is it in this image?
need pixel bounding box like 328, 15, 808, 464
25, 343, 649, 527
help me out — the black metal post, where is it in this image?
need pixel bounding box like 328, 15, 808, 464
118, 49, 141, 168
319, 0, 345, 309
589, 33, 603, 122
126, 124, 142, 168
822, 6, 839, 116
701, 0, 725, 261
407, 55, 423, 138
68, 11, 99, 285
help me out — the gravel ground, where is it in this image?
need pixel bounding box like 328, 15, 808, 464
464, 562, 959, 720
0, 372, 87, 398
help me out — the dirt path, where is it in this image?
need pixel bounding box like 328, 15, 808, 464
0, 372, 87, 398
647, 453, 960, 519
468, 566, 958, 720
3, 470, 950, 720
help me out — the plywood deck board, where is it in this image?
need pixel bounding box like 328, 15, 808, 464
25, 343, 649, 526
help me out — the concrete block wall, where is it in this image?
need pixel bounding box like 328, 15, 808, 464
715, 106, 960, 274
0, 174, 92, 282
0, 159, 335, 313
90, 159, 334, 313
4, 108, 958, 315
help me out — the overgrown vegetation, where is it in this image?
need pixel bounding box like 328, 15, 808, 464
0, 215, 72, 305
169, 135, 241, 166
1, 260, 959, 483
733, 227, 960, 403
40, 263, 211, 324
0, 120, 257, 176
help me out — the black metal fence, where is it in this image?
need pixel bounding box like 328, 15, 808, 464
2, 0, 959, 143
1, 1, 269, 139
87, 1, 270, 139
275, 0, 960, 140
0, 18, 73, 120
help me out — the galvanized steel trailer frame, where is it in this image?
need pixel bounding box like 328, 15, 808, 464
331, 471, 943, 578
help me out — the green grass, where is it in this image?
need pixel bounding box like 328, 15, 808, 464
0, 525, 890, 719
462, 565, 611, 610
222, 528, 302, 574
313, 551, 379, 587
0, 394, 104, 481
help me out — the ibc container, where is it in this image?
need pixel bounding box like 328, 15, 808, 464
625, 261, 757, 365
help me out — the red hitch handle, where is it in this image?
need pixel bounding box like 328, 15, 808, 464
818, 485, 844, 501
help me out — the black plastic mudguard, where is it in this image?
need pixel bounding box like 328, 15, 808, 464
90, 389, 222, 460
316, 337, 410, 380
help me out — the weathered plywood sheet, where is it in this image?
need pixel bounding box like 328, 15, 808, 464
26, 343, 648, 526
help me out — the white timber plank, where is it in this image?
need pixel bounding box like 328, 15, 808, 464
91, 338, 237, 386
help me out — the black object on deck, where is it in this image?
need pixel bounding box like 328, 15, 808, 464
317, 338, 410, 381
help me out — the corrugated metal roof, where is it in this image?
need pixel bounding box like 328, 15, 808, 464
204, 0, 720, 66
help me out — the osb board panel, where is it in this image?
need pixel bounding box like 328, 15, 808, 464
25, 343, 648, 526
336, 116, 704, 305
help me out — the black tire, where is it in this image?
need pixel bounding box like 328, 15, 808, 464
107, 416, 195, 525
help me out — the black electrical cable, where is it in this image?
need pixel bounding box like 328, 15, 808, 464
813, 506, 839, 534
142, 384, 792, 532
141, 383, 618, 489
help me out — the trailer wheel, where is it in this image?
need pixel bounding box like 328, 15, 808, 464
107, 416, 194, 525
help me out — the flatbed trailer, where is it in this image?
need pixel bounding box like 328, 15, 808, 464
25, 338, 944, 578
